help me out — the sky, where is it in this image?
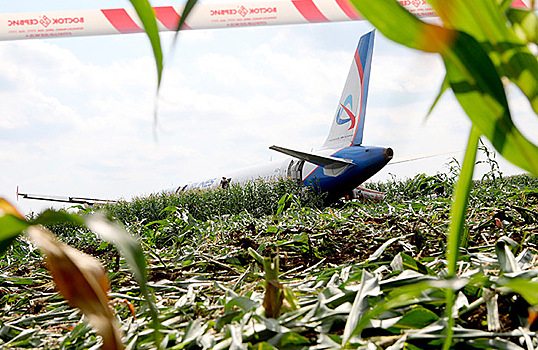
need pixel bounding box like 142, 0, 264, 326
1, 1, 537, 215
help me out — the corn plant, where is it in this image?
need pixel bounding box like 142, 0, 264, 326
347, 1, 538, 347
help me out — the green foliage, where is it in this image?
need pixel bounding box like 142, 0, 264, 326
86, 214, 162, 348
347, 2, 538, 346
98, 179, 321, 227
0, 213, 28, 255
1, 174, 537, 349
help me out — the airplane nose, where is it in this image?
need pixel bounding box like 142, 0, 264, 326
383, 148, 394, 161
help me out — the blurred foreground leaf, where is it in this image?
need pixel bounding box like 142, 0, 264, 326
0, 198, 25, 219
503, 279, 538, 305
128, 0, 163, 87
27, 225, 123, 350
430, 0, 538, 115
0, 199, 28, 255
443, 32, 538, 176
86, 213, 161, 347
351, 0, 538, 176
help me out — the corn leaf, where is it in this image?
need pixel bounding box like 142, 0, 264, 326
502, 279, 538, 305
349, 0, 455, 53
495, 237, 520, 273
341, 270, 381, 346
0, 199, 29, 254
280, 332, 310, 346
443, 126, 481, 349
430, 0, 538, 114
86, 213, 161, 347
128, 0, 163, 87
26, 225, 123, 350
0, 198, 25, 219
350, 0, 538, 175
175, 0, 198, 34
252, 342, 278, 350
426, 75, 450, 119
344, 280, 434, 341
388, 306, 439, 331
443, 32, 538, 175
30, 209, 85, 227
507, 8, 538, 44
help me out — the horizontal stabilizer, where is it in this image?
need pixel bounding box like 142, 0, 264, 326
269, 145, 354, 167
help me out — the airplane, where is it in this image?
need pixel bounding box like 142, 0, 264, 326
17, 29, 465, 207
177, 30, 393, 205
17, 30, 395, 207
18, 30, 392, 207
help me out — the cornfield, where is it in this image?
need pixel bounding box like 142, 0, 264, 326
1, 0, 538, 348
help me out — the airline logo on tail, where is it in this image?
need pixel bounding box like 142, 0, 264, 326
335, 94, 356, 130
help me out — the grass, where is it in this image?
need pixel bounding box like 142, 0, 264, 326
1, 165, 537, 349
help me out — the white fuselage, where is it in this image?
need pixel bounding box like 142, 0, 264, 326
181, 157, 294, 192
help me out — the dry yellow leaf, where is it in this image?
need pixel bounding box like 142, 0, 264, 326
27, 226, 123, 350
0, 198, 24, 219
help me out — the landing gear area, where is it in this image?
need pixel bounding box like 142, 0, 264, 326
345, 187, 385, 202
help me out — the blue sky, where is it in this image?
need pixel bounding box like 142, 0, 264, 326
1, 1, 537, 214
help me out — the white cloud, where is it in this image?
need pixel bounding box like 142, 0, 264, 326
373, 52, 444, 94
197, 52, 275, 88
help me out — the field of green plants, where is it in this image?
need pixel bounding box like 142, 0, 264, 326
0, 0, 537, 348
1, 163, 537, 349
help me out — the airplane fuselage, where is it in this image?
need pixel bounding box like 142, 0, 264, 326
181, 145, 393, 205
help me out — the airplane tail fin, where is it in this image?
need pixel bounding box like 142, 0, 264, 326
321, 30, 375, 149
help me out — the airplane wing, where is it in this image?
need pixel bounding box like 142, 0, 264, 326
17, 187, 117, 206
269, 145, 355, 167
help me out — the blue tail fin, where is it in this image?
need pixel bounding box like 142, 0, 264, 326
322, 30, 375, 149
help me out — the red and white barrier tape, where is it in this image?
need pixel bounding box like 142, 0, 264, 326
0, 0, 531, 41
